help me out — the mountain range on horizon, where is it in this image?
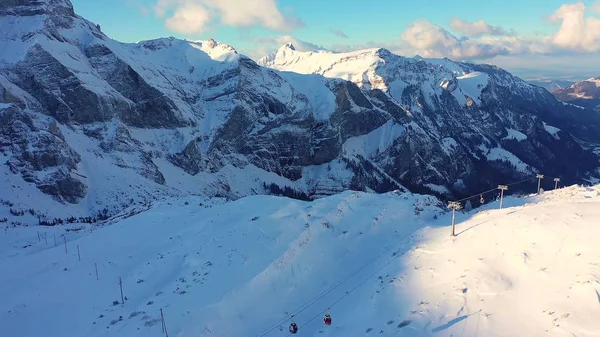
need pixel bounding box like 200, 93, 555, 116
1, 0, 600, 223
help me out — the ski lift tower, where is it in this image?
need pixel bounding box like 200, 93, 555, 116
498, 185, 508, 209
536, 174, 544, 194
448, 201, 462, 236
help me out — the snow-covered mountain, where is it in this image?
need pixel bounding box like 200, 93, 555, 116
258, 45, 600, 182
1, 0, 599, 222
0, 0, 346, 220
527, 79, 576, 92
552, 77, 600, 112
2, 183, 600, 337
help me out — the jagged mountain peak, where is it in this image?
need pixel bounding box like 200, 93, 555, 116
194, 37, 237, 54
134, 37, 240, 63
275, 42, 299, 56
374, 47, 393, 57
281, 42, 296, 51
0, 0, 75, 17
0, 0, 106, 65
257, 44, 540, 102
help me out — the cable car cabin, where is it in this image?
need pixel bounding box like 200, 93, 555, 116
289, 322, 298, 334
324, 313, 332, 325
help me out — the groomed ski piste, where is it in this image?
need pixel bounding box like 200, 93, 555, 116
1, 185, 600, 337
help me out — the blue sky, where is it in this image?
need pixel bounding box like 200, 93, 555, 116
71, 0, 600, 79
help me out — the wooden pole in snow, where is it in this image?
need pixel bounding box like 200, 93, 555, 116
37, 231, 40, 242
161, 308, 169, 337
54, 234, 57, 247
95, 263, 99, 280
44, 233, 48, 245
77, 244, 81, 261
63, 235, 67, 253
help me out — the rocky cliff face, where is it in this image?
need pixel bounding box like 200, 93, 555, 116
0, 0, 599, 221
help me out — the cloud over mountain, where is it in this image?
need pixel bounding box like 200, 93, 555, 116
154, 0, 304, 34
449, 18, 510, 37
246, 1, 600, 63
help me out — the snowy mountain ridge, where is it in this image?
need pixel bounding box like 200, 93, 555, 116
259, 44, 545, 110
552, 77, 600, 113
1, 0, 600, 222
527, 79, 576, 92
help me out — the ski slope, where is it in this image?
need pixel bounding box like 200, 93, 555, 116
1, 185, 600, 337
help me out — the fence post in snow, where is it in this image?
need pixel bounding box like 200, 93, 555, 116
498, 185, 508, 209
161, 308, 169, 337
95, 263, 99, 280
554, 177, 560, 190
77, 244, 81, 261
37, 231, 40, 242
536, 174, 544, 194
54, 234, 57, 247
119, 277, 124, 304
63, 234, 67, 253
44, 233, 48, 245
448, 201, 462, 236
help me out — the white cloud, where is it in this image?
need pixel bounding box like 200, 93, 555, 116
244, 1, 600, 64
450, 18, 509, 37
399, 20, 510, 60
153, 0, 303, 34
394, 2, 600, 60
164, 2, 211, 34
594, 0, 600, 13
547, 2, 600, 52
210, 0, 303, 31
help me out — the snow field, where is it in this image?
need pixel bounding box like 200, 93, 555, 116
1, 185, 600, 337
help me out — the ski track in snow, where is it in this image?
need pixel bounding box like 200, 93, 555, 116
1, 186, 600, 337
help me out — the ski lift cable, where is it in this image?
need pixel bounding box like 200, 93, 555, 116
258, 240, 401, 336
506, 176, 537, 187
256, 239, 405, 337
283, 242, 409, 337
453, 176, 537, 204
264, 175, 544, 336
